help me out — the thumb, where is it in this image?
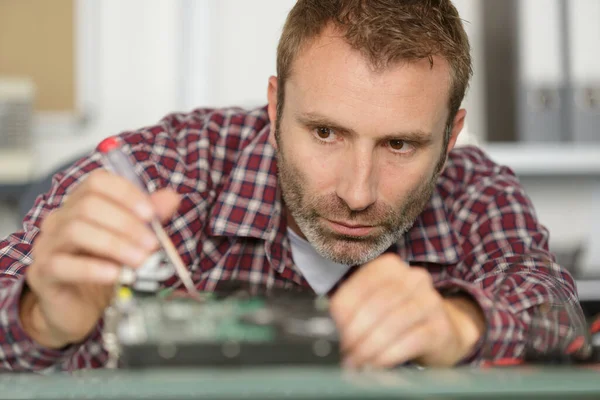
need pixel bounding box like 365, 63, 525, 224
150, 189, 182, 223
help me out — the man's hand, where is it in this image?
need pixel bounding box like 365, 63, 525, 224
21, 170, 181, 349
329, 254, 486, 368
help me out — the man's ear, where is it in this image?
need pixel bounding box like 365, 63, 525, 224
446, 109, 466, 155
267, 76, 279, 149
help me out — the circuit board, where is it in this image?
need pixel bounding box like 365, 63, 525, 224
117, 282, 341, 368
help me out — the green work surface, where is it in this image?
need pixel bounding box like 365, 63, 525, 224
1, 367, 600, 399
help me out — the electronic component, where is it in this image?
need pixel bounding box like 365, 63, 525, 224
116, 282, 341, 368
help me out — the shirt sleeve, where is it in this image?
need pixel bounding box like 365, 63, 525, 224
0, 107, 254, 372
0, 276, 104, 372
0, 152, 112, 372
0, 120, 174, 372
434, 164, 581, 364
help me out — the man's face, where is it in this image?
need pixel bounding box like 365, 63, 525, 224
268, 28, 465, 266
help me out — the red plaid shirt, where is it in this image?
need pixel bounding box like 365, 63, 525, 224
0, 106, 580, 372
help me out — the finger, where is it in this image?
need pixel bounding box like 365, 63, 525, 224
345, 295, 436, 367
339, 267, 433, 352
67, 170, 156, 221
42, 254, 122, 285
69, 195, 159, 251
369, 321, 430, 368
54, 219, 151, 268
150, 189, 182, 223
340, 282, 414, 352
40, 209, 59, 232
331, 254, 408, 327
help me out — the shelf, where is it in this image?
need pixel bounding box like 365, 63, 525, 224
576, 279, 600, 301
482, 143, 600, 177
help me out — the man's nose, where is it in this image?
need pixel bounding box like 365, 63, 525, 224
335, 149, 378, 211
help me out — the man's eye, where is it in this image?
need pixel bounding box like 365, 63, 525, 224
388, 140, 415, 154
389, 140, 405, 150
315, 127, 335, 140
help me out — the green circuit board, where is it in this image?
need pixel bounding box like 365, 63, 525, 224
117, 283, 340, 368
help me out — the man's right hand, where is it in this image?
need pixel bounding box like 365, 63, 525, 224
19, 170, 181, 349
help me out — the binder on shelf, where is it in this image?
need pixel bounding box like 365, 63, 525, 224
566, 0, 600, 142
516, 0, 567, 142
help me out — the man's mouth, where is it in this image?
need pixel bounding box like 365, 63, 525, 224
323, 218, 375, 237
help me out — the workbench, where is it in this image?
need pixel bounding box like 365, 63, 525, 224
1, 367, 600, 399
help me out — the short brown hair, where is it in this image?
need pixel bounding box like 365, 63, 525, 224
276, 0, 473, 141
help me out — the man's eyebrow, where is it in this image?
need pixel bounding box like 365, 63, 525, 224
378, 131, 433, 144
296, 112, 357, 135
295, 112, 434, 143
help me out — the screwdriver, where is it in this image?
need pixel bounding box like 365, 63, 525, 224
97, 136, 199, 296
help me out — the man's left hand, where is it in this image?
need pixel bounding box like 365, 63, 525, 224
329, 254, 486, 368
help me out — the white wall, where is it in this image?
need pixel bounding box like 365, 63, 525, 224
452, 0, 487, 144
33, 0, 182, 178
97, 1, 180, 133
185, 0, 296, 109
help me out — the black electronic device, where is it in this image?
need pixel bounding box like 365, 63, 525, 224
116, 281, 341, 368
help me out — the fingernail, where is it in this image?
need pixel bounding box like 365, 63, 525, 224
141, 233, 158, 250
124, 248, 146, 266
135, 203, 154, 220
94, 266, 119, 283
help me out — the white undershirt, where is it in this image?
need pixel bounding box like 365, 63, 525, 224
287, 227, 351, 295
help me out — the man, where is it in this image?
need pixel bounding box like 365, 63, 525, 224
0, 0, 580, 372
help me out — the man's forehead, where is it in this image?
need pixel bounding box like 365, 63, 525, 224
287, 31, 453, 109
285, 41, 450, 130
291, 26, 452, 85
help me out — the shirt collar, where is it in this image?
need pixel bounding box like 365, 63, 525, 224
208, 123, 291, 273
395, 185, 463, 266
208, 119, 462, 268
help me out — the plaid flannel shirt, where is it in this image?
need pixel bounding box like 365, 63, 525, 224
0, 106, 580, 372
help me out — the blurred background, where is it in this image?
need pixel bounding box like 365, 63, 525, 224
0, 0, 599, 295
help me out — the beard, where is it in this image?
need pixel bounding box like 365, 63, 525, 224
276, 128, 443, 266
